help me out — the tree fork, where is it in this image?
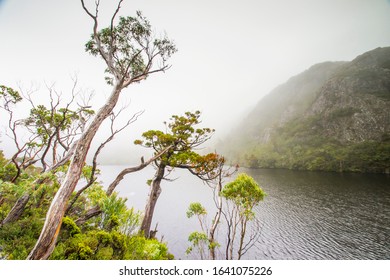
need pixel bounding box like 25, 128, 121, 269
70, 148, 172, 223
0, 142, 77, 228
27, 0, 175, 258
27, 84, 123, 259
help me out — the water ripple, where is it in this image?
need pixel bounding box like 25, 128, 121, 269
251, 169, 390, 260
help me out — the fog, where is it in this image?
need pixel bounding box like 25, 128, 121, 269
1, 0, 390, 164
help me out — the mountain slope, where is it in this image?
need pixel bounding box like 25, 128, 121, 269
224, 47, 390, 173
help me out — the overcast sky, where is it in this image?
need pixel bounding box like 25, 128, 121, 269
1, 0, 390, 161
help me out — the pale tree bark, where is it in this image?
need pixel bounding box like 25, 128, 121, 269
208, 164, 236, 260
0, 143, 77, 228
208, 175, 223, 260
73, 147, 171, 225
106, 146, 171, 196
140, 164, 165, 237
27, 0, 175, 259
65, 109, 143, 215
238, 218, 262, 258
222, 197, 262, 260
138, 153, 226, 240
237, 216, 248, 260
0, 194, 30, 226
1, 80, 91, 227
27, 83, 123, 259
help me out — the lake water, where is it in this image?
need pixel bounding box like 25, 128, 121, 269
98, 166, 390, 260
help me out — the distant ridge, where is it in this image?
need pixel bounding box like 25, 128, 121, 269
223, 47, 390, 173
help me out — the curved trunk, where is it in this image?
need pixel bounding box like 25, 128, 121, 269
140, 164, 165, 237
75, 205, 102, 226
237, 217, 248, 260
209, 175, 223, 260
27, 83, 123, 260
0, 193, 31, 227
1, 142, 77, 228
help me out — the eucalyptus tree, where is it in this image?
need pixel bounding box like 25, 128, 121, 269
23, 89, 94, 173
0, 83, 94, 227
221, 173, 266, 260
186, 173, 265, 260
27, 0, 176, 260
134, 111, 224, 237
0, 82, 93, 182
185, 202, 210, 259
0, 85, 25, 182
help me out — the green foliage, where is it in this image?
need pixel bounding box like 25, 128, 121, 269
0, 151, 171, 260
186, 202, 207, 218
185, 201, 221, 259
0, 164, 18, 182
0, 151, 18, 182
240, 113, 390, 173
81, 184, 141, 234
126, 235, 173, 260
0, 168, 63, 259
0, 151, 7, 165
0, 215, 44, 259
85, 11, 176, 84
23, 103, 94, 147
81, 164, 100, 180
52, 229, 172, 260
188, 231, 208, 245
0, 85, 22, 104
328, 107, 361, 119
135, 111, 214, 155
134, 111, 223, 178
62, 217, 81, 237
221, 173, 266, 218
185, 231, 209, 258
1, 84, 95, 181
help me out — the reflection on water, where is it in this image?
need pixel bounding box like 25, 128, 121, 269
100, 166, 390, 260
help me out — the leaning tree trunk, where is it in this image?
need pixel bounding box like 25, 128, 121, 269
140, 164, 165, 238
237, 216, 248, 260
70, 148, 171, 225
0, 193, 31, 227
1, 142, 78, 228
27, 83, 123, 260
209, 175, 223, 260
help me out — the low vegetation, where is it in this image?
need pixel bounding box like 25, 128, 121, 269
0, 152, 173, 260
240, 116, 390, 173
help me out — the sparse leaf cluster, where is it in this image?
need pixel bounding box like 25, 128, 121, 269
82, 0, 176, 86
135, 111, 222, 179
186, 173, 266, 260
0, 0, 266, 261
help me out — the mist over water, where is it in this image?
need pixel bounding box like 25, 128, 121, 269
1, 0, 390, 161
99, 166, 390, 260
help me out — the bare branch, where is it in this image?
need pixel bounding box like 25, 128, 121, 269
74, 146, 173, 225
29, 1, 176, 259
66, 109, 144, 214
80, 0, 98, 20
111, 0, 124, 32
106, 144, 172, 196
240, 218, 263, 257
81, 0, 119, 79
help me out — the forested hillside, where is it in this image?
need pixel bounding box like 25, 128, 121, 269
224, 47, 390, 173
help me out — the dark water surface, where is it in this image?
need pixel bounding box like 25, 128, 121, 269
100, 166, 390, 260
249, 169, 389, 260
